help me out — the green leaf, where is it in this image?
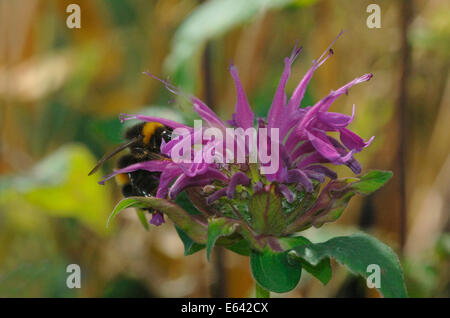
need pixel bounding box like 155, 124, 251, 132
174, 190, 202, 215
297, 256, 332, 286
226, 239, 251, 256
175, 226, 205, 256
234, 220, 265, 252
279, 236, 332, 285
206, 218, 238, 260
250, 248, 302, 293
249, 187, 285, 235
291, 233, 408, 297
352, 170, 393, 195
106, 197, 147, 228
135, 209, 149, 231
255, 283, 270, 298
108, 196, 207, 243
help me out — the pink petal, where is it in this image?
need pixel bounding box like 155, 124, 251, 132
229, 65, 254, 130
267, 57, 293, 130
98, 160, 172, 185
340, 128, 374, 152
192, 97, 226, 131
317, 107, 354, 130
226, 171, 250, 198
290, 73, 372, 140
150, 212, 165, 226
156, 165, 183, 198
287, 31, 343, 115
307, 130, 354, 164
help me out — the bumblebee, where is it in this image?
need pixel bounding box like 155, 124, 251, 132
89, 122, 173, 199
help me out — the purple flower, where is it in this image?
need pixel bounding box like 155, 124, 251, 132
150, 212, 165, 226
100, 32, 374, 230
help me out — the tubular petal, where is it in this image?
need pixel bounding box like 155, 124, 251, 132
287, 169, 313, 192
327, 137, 362, 173
316, 109, 354, 130
289, 141, 315, 163
226, 172, 251, 199
307, 130, 354, 164
286, 31, 343, 115
229, 65, 254, 130
267, 57, 293, 130
304, 170, 325, 183
278, 184, 295, 203
150, 212, 165, 226
98, 160, 172, 185
304, 165, 338, 180
340, 128, 374, 152
169, 175, 212, 200
207, 188, 227, 204
156, 165, 183, 198
192, 97, 227, 131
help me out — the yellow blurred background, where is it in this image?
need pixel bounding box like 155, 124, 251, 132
0, 0, 448, 297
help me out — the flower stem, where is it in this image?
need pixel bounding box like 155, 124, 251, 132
255, 282, 270, 298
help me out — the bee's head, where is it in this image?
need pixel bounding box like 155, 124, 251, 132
88, 122, 171, 176
125, 122, 165, 145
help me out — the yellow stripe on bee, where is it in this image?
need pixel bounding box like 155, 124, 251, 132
142, 122, 163, 145
115, 173, 130, 185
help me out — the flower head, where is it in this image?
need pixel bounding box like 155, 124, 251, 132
100, 33, 375, 243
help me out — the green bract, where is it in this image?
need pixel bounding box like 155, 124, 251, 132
109, 170, 407, 297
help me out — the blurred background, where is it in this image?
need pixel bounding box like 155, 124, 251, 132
0, 0, 448, 297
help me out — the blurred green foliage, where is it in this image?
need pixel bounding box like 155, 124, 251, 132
1, 144, 111, 235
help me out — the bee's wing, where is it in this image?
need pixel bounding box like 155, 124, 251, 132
145, 152, 170, 161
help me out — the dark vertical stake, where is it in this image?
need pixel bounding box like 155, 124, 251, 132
398, 0, 413, 251
202, 41, 215, 111
201, 24, 226, 298
204, 42, 227, 297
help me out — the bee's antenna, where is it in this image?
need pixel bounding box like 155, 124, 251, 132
88, 137, 141, 176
